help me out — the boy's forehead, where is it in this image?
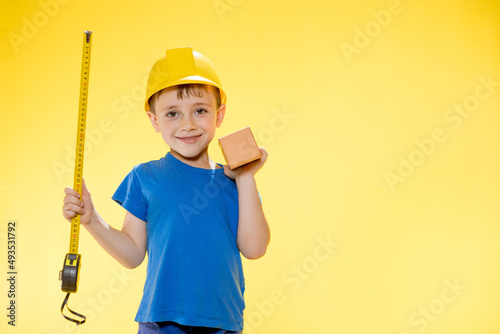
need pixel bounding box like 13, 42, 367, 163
156, 85, 217, 106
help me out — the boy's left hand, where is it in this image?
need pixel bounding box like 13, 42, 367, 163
223, 148, 268, 180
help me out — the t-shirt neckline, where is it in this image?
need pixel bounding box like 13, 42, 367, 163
165, 152, 225, 175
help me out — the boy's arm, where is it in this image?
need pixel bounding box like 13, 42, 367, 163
84, 211, 147, 269
224, 148, 270, 260
63, 180, 147, 269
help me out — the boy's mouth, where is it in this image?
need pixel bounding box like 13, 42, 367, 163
176, 134, 202, 144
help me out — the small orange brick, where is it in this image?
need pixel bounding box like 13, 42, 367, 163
218, 127, 262, 170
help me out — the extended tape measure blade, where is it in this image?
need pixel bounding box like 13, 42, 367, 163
60, 32, 93, 326
69, 30, 93, 255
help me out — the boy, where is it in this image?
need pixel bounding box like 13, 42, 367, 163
62, 47, 270, 334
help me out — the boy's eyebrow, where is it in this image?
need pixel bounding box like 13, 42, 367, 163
161, 102, 211, 110
161, 104, 179, 111
159, 101, 212, 112
192, 102, 211, 108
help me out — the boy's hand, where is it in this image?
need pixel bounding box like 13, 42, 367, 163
223, 148, 268, 180
62, 179, 95, 226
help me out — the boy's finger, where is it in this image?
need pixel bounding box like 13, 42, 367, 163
63, 203, 85, 217
63, 201, 84, 214
259, 148, 268, 160
223, 165, 235, 179
64, 193, 83, 207
82, 178, 91, 197
64, 186, 80, 199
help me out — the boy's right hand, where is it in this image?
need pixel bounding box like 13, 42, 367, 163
62, 179, 95, 226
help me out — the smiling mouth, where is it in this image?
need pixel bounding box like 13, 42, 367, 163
177, 134, 202, 143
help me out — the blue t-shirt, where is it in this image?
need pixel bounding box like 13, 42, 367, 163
112, 152, 245, 331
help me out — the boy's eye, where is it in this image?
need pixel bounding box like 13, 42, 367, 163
195, 108, 207, 115
166, 111, 178, 118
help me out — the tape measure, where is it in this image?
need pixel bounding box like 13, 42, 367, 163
59, 30, 93, 326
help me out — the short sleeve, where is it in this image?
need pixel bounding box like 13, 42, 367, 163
112, 166, 148, 222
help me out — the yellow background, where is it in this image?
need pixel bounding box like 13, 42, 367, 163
1, 0, 500, 333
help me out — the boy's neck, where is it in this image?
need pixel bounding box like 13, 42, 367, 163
170, 149, 219, 170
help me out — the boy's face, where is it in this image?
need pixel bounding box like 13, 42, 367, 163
146, 85, 225, 167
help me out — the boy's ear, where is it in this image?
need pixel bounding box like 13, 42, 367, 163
147, 111, 161, 133
216, 104, 226, 128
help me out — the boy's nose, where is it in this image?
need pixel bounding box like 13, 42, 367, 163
180, 115, 197, 131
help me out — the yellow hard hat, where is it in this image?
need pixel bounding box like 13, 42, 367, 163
145, 47, 226, 111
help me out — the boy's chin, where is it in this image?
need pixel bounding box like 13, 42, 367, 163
170, 147, 209, 160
